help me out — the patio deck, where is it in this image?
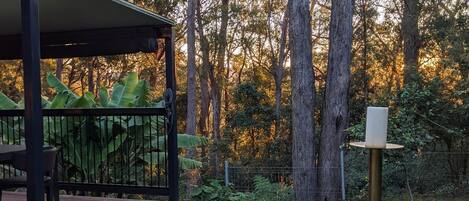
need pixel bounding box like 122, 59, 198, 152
1, 192, 163, 201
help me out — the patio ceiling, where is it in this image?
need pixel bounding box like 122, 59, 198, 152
0, 0, 175, 59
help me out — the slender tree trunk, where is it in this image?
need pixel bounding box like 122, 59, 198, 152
186, 0, 197, 153
318, 0, 353, 200
362, 0, 369, 107
186, 0, 199, 193
274, 8, 289, 138
55, 58, 64, 81
208, 0, 229, 178
402, 0, 420, 86
88, 59, 95, 94
289, 0, 317, 200
196, 0, 211, 171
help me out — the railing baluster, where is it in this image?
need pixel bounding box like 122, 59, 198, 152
165, 116, 168, 187
120, 116, 124, 185
127, 115, 131, 185
149, 115, 153, 187
141, 115, 145, 186
133, 115, 137, 186
7, 117, 11, 178
112, 115, 117, 185
59, 116, 65, 182
94, 116, 99, 184
105, 116, 109, 184
1, 116, 5, 178
157, 115, 161, 187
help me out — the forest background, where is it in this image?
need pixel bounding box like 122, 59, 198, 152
0, 0, 468, 200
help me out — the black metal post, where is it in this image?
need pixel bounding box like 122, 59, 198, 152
369, 149, 382, 201
20, 0, 45, 201
165, 28, 179, 201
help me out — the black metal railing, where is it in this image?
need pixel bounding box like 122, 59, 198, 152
0, 108, 171, 195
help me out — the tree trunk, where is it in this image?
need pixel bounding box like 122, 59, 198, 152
185, 0, 199, 193
318, 0, 353, 200
208, 0, 229, 178
289, 0, 317, 200
274, 7, 289, 138
196, 7, 210, 138
55, 58, 64, 81
186, 0, 197, 153
196, 0, 211, 176
402, 0, 420, 86
88, 58, 95, 94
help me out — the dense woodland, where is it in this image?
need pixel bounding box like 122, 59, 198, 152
0, 0, 468, 200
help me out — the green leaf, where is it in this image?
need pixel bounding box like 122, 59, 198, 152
143, 152, 203, 170
69, 92, 96, 108
46, 73, 78, 99
49, 91, 70, 108
98, 87, 109, 107
110, 72, 139, 107
0, 92, 19, 109
177, 134, 209, 148
134, 80, 150, 107
150, 134, 208, 149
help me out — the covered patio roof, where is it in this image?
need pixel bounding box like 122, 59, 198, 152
0, 0, 175, 59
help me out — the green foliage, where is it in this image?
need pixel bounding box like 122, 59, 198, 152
191, 180, 241, 201
191, 177, 292, 201
224, 82, 275, 165
0, 72, 207, 186
248, 176, 293, 201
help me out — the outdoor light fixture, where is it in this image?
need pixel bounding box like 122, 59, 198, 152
365, 107, 388, 148
350, 106, 403, 201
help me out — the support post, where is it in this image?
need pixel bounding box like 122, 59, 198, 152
165, 28, 179, 201
340, 147, 346, 201
20, 0, 45, 201
369, 149, 382, 201
224, 161, 229, 186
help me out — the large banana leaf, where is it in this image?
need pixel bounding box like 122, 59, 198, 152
49, 91, 70, 109
69, 92, 96, 108
149, 134, 208, 149
143, 152, 203, 170
46, 73, 78, 99
109, 72, 139, 107
98, 87, 110, 107
0, 92, 19, 109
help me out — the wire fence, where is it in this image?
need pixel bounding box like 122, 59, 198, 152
224, 151, 469, 200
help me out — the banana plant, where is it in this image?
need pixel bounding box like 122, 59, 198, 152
0, 72, 207, 185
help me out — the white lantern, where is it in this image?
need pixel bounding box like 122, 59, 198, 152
365, 107, 389, 148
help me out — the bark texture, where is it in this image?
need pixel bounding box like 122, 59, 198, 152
55, 58, 64, 81
208, 0, 229, 178
186, 0, 197, 145
318, 0, 353, 200
196, 0, 210, 155
289, 0, 317, 200
185, 0, 198, 192
402, 0, 420, 86
272, 7, 289, 138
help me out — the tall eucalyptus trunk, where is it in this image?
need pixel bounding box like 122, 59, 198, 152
289, 0, 317, 200
208, 0, 229, 178
185, 0, 198, 192
318, 0, 353, 200
196, 0, 210, 147
274, 7, 289, 138
402, 0, 420, 86
186, 0, 197, 152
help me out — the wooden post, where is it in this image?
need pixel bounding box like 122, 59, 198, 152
20, 0, 45, 200
165, 28, 179, 201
